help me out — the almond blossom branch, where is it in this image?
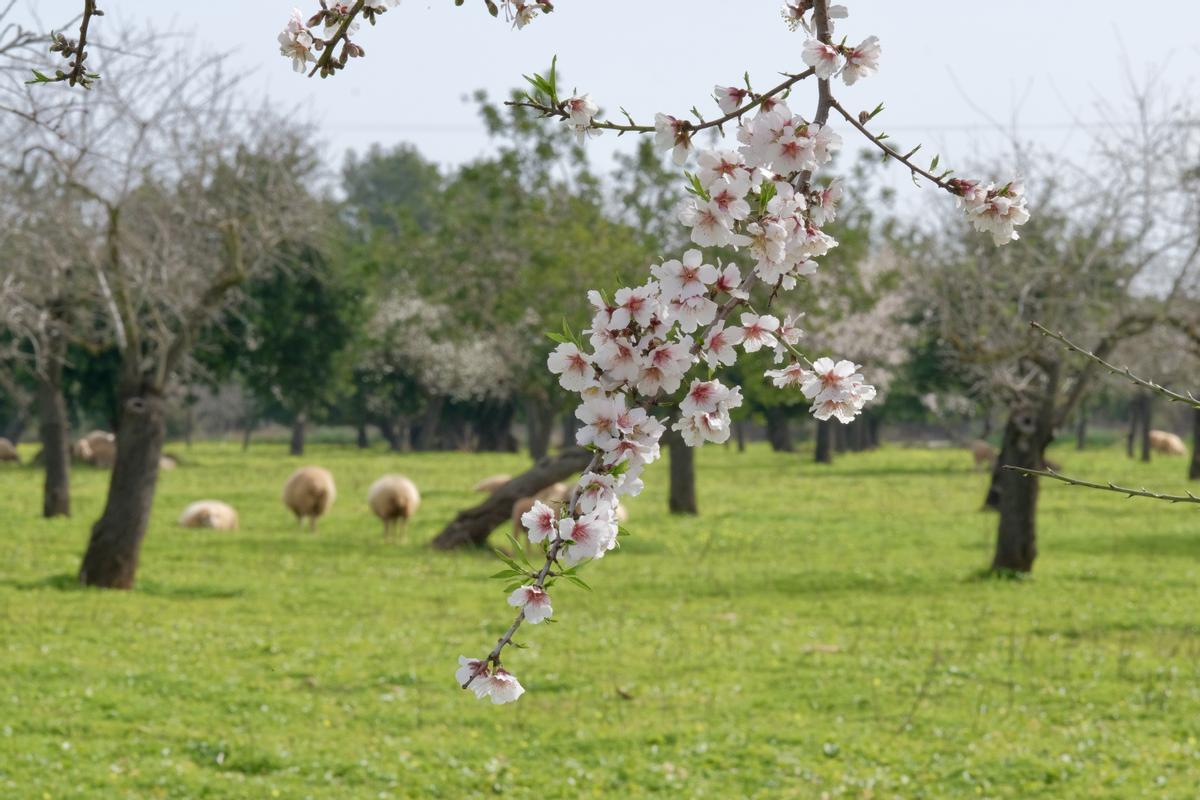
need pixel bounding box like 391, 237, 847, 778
1003, 466, 1200, 506
1031, 321, 1200, 409
30, 0, 101, 88
308, 0, 365, 78
506, 68, 817, 136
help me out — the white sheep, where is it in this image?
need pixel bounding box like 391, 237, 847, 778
473, 474, 512, 493
74, 430, 116, 467
178, 500, 240, 531
0, 437, 18, 463
367, 474, 421, 541
1149, 430, 1188, 456
283, 466, 336, 532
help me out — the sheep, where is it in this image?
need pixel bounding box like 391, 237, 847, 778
178, 500, 240, 531
159, 454, 179, 471
970, 440, 997, 471
367, 474, 421, 541
1149, 429, 1188, 456
282, 466, 336, 532
473, 474, 512, 493
74, 430, 116, 468
0, 437, 18, 463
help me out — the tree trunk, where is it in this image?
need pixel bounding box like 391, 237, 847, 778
431, 448, 593, 549
415, 396, 444, 451
666, 424, 698, 514
560, 413, 579, 449
475, 401, 518, 452
290, 412, 306, 456
78, 390, 166, 589
1190, 408, 1200, 481
764, 407, 793, 453
814, 420, 833, 464
1126, 392, 1147, 459
1075, 405, 1087, 451
242, 416, 255, 451
833, 422, 847, 453
735, 419, 747, 453
356, 420, 369, 449
867, 416, 881, 449
377, 417, 409, 452
36, 361, 71, 519
987, 404, 1053, 573
525, 396, 554, 461
1139, 393, 1152, 463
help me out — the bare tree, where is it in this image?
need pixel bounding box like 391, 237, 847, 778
913, 79, 1200, 573
3, 34, 322, 587
0, 177, 96, 516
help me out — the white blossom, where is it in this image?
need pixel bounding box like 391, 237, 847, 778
278, 10, 315, 73
508, 585, 553, 624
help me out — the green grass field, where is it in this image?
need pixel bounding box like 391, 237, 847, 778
2, 440, 1199, 798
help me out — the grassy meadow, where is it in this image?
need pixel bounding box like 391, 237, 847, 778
2, 438, 1199, 798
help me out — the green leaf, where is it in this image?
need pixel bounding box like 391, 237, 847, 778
493, 549, 525, 573
489, 569, 526, 580
546, 331, 569, 344
503, 580, 526, 593
565, 575, 592, 592
509, 641, 528, 650
930, 154, 940, 172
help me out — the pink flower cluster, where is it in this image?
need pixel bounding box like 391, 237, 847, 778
456, 657, 525, 704
949, 179, 1031, 246
766, 357, 877, 422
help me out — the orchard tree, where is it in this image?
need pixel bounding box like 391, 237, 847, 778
6, 38, 323, 588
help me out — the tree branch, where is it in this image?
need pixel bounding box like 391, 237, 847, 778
1004, 465, 1200, 506
1031, 321, 1200, 410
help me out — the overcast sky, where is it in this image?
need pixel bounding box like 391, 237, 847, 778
21, 1, 1200, 190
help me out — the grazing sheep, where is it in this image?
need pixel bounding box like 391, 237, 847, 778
535, 482, 570, 504
473, 474, 512, 493
367, 474, 421, 541
0, 437, 18, 463
283, 466, 336, 532
159, 454, 179, 471
178, 500, 239, 531
1149, 429, 1188, 456
970, 440, 996, 471
74, 430, 116, 468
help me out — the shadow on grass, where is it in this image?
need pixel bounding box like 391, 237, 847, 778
2, 572, 243, 599
1052, 531, 1200, 561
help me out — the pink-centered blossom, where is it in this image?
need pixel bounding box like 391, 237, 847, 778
508, 585, 553, 624
841, 36, 881, 85
278, 10, 315, 73
655, 113, 693, 165
547, 342, 593, 391
714, 85, 750, 115
480, 668, 525, 704
520, 500, 557, 544
802, 39, 841, 80
740, 313, 781, 353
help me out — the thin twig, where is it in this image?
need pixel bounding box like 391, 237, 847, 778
308, 0, 365, 79
829, 97, 951, 191
1004, 465, 1200, 505
506, 69, 816, 135
1030, 321, 1200, 410
33, 0, 100, 88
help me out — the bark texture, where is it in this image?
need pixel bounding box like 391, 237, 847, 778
667, 425, 698, 514
764, 407, 793, 453
78, 391, 166, 588
814, 420, 833, 464
36, 357, 71, 518
431, 448, 592, 549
